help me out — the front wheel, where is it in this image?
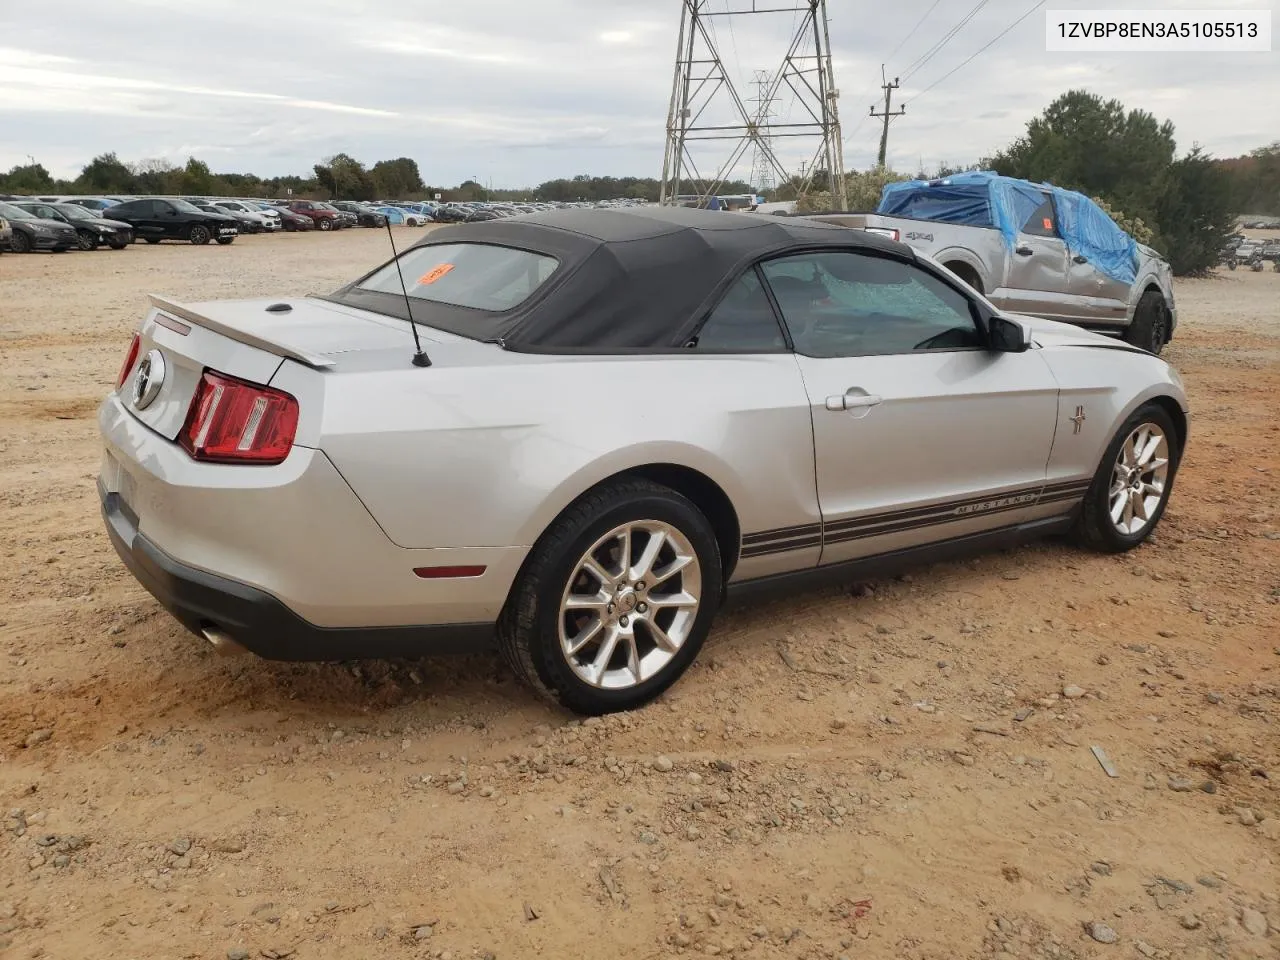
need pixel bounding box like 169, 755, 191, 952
498, 479, 723, 715
10, 231, 32, 253
318, 218, 333, 231
188, 224, 211, 245
1227, 259, 1238, 270
1073, 403, 1181, 553
216, 237, 235, 245
1123, 290, 1168, 355
76, 229, 100, 251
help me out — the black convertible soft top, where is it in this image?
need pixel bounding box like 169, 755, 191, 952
329, 205, 911, 352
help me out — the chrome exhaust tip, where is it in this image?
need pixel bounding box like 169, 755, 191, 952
201, 625, 247, 657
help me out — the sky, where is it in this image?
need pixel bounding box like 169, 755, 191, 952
1, 0, 1276, 189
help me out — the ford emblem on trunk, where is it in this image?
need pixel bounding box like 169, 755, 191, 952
132, 349, 166, 410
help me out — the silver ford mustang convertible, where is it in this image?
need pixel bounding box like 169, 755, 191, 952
99, 207, 1188, 714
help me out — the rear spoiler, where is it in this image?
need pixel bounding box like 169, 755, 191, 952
148, 294, 335, 369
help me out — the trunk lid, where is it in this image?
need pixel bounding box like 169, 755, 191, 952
121, 295, 480, 440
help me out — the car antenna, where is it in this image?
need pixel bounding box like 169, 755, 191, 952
384, 218, 431, 367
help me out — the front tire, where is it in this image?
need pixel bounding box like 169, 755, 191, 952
216, 237, 235, 245
188, 224, 211, 245
1124, 290, 1169, 355
76, 229, 100, 251
498, 478, 723, 715
318, 218, 333, 231
11, 231, 32, 253
1073, 402, 1181, 553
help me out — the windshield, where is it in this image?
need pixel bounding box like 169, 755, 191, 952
53, 204, 96, 221
356, 243, 558, 312
0, 201, 37, 220
170, 199, 205, 214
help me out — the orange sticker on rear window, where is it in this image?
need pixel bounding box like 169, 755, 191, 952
1043, 218, 1053, 230
418, 263, 454, 285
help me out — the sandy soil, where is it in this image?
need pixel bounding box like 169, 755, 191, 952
1, 232, 1278, 960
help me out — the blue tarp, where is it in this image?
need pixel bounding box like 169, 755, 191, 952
877, 171, 1138, 285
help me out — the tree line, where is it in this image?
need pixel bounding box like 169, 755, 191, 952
0, 152, 752, 205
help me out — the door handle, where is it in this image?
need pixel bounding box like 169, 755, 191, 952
825, 392, 883, 411
1072, 254, 1088, 264
1015, 246, 1034, 256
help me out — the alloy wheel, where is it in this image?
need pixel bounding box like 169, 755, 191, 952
1109, 422, 1170, 536
558, 520, 701, 690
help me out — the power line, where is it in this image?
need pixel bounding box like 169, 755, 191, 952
885, 0, 947, 64
905, 0, 1046, 105
901, 0, 991, 81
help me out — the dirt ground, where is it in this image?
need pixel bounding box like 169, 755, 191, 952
1, 231, 1277, 960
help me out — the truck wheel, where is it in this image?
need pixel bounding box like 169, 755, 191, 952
943, 262, 983, 293
1123, 290, 1168, 355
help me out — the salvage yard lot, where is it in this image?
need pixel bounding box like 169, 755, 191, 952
1, 231, 1277, 960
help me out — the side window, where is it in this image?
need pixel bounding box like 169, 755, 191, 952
1020, 195, 1060, 238
689, 270, 787, 351
760, 251, 984, 358
154, 200, 174, 215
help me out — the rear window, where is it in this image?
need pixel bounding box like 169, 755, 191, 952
357, 243, 559, 312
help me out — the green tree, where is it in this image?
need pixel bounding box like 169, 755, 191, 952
313, 154, 374, 200
1152, 147, 1234, 275
178, 157, 215, 196
75, 152, 136, 193
0, 162, 57, 193
987, 90, 1175, 226
370, 157, 424, 198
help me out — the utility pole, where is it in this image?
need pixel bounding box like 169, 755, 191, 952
870, 67, 905, 169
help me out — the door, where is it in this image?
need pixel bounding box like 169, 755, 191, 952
130, 200, 166, 238
1065, 250, 1132, 326
1002, 193, 1072, 321
758, 250, 1062, 566
152, 200, 186, 238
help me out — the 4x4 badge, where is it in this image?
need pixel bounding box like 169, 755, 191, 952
1070, 405, 1086, 434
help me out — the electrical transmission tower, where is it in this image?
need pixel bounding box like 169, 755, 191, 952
660, 0, 847, 210
748, 70, 778, 195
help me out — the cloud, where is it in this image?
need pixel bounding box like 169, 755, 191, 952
0, 0, 1274, 185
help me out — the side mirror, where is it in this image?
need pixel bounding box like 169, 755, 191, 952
988, 314, 1032, 353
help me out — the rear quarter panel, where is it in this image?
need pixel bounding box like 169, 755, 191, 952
302, 353, 822, 568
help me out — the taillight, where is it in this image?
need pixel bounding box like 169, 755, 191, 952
178, 370, 299, 465
117, 334, 141, 388
864, 226, 901, 242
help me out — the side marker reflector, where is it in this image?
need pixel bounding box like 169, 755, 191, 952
413, 565, 487, 579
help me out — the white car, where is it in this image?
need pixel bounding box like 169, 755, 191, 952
213, 200, 280, 231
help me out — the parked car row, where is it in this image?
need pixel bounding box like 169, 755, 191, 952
1220, 234, 1280, 272
0, 192, 651, 253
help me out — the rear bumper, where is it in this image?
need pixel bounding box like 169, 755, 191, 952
100, 480, 495, 660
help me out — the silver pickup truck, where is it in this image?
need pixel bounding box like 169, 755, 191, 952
807, 181, 1177, 355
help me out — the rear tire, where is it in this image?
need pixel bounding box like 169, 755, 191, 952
1123, 290, 1168, 355
188, 224, 211, 245
1073, 402, 1181, 553
497, 478, 723, 715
